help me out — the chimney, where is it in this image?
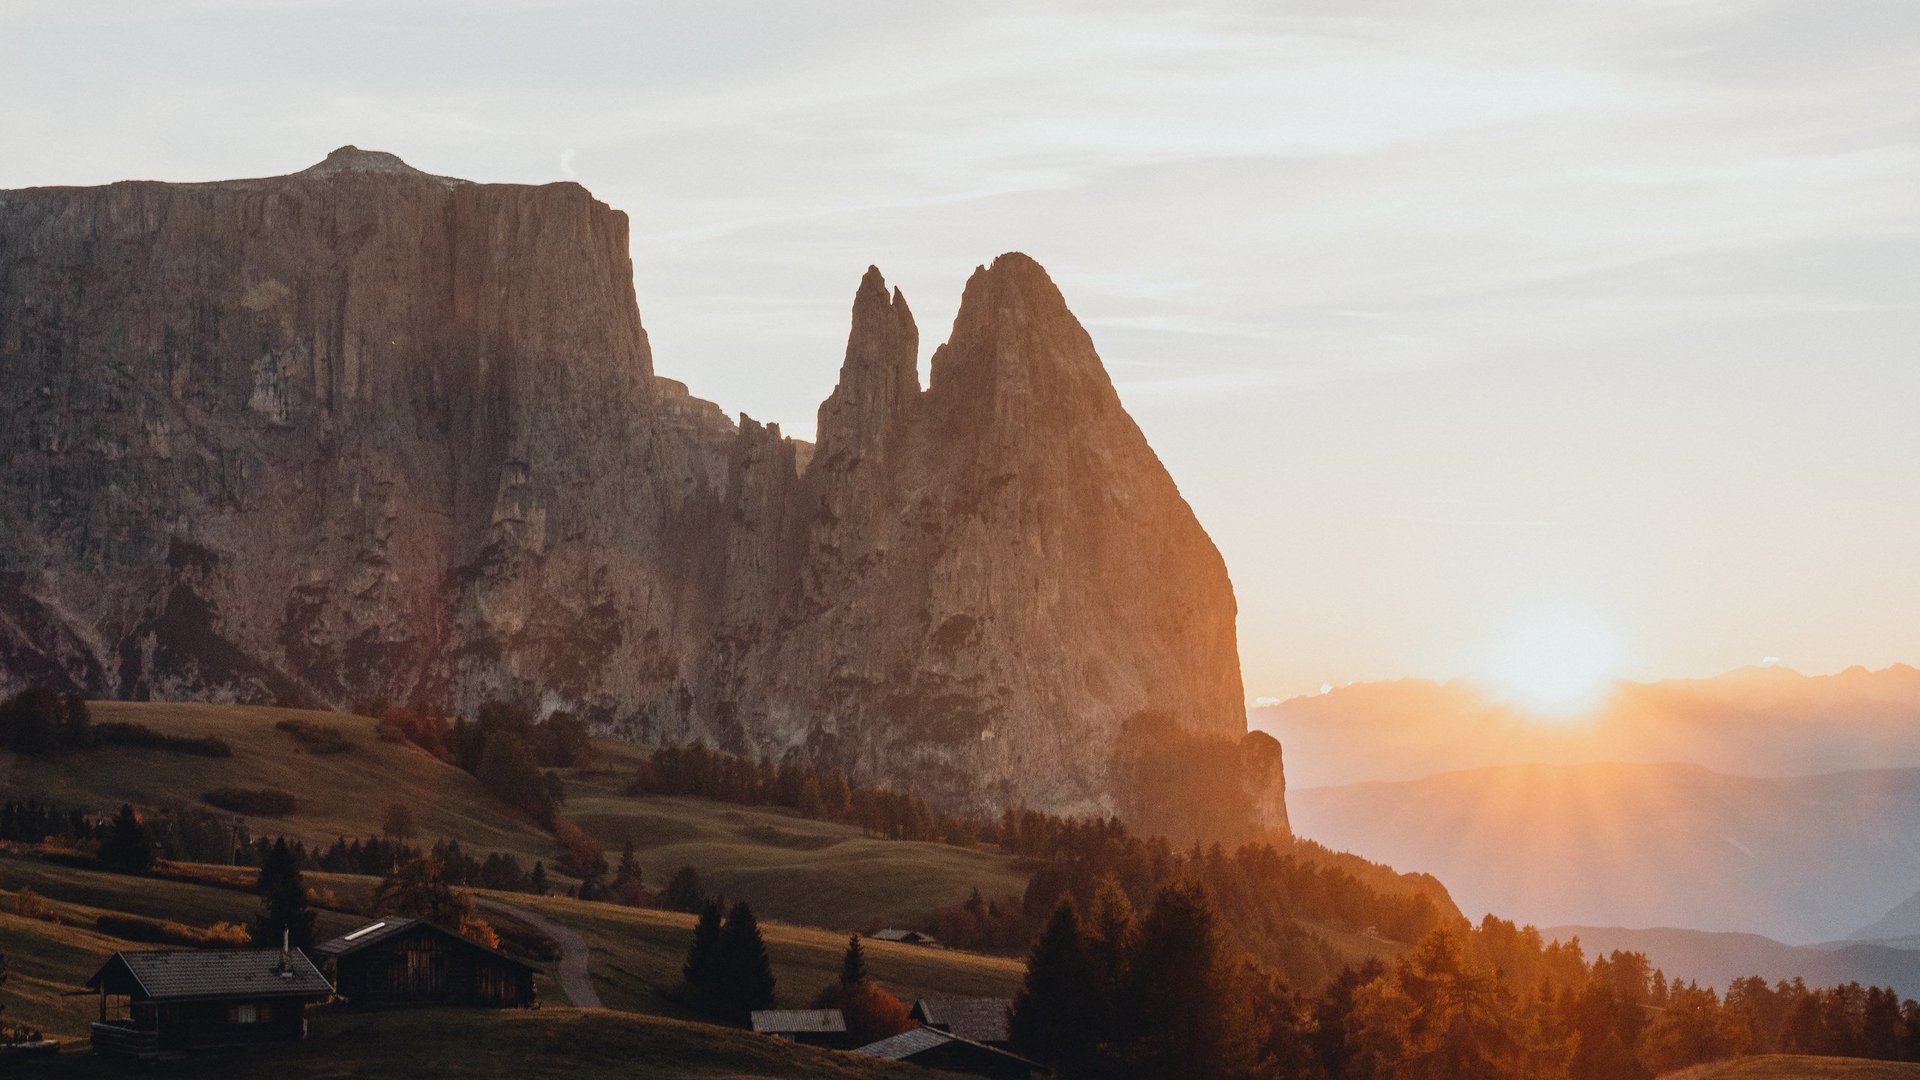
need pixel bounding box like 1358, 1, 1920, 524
280, 929, 292, 977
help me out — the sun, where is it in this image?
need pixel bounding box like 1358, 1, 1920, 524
1480, 605, 1623, 719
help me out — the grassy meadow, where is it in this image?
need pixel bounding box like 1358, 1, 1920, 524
1, 702, 1029, 930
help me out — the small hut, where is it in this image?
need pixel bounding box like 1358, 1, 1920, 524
313, 917, 537, 1008
85, 945, 333, 1063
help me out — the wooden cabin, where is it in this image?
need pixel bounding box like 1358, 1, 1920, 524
910, 996, 1014, 1047
313, 917, 538, 1008
85, 946, 333, 1063
750, 1008, 848, 1047
855, 1026, 1047, 1079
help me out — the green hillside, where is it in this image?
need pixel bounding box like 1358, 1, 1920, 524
0, 848, 1020, 1041
471, 889, 1024, 1019
4, 702, 556, 860
1660, 1057, 1920, 1079
2, 702, 1029, 930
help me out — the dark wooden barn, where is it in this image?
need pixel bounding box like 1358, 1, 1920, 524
313, 917, 538, 1008
85, 946, 334, 1063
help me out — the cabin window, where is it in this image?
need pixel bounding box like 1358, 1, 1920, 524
227, 1004, 260, 1024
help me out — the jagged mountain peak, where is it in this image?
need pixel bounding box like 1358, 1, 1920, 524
813, 264, 921, 466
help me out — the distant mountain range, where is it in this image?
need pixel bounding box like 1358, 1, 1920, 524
1546, 925, 1920, 999
1256, 664, 1920, 790
1289, 761, 1920, 944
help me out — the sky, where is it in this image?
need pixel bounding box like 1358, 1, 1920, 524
4, 1, 1917, 701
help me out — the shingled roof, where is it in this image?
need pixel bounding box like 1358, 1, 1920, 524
855, 1025, 1043, 1072
750, 1009, 847, 1035
86, 949, 333, 1002
312, 917, 422, 959
912, 996, 1013, 1043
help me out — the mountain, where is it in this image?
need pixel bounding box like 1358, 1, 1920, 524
1853, 890, 1920, 943
1255, 665, 1920, 789
1544, 925, 1920, 999
0, 146, 1269, 824
1289, 762, 1920, 943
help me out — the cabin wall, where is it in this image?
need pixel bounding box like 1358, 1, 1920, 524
156, 999, 306, 1050
334, 927, 533, 1007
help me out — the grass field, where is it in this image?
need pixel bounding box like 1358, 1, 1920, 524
0, 847, 1021, 1038
0, 702, 1032, 931
9, 1007, 945, 1079
1660, 1057, 1920, 1079
473, 889, 1025, 1019
0, 702, 557, 860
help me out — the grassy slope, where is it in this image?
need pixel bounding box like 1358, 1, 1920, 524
1, 702, 1031, 930
565, 783, 1030, 929
1660, 1058, 1920, 1079
14, 1007, 943, 1079
474, 890, 1024, 1019
0, 702, 557, 861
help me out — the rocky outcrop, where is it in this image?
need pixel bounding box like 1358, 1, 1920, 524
0, 149, 1273, 824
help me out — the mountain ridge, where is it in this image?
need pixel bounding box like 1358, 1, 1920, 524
0, 147, 1269, 825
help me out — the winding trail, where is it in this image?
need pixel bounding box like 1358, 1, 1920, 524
475, 897, 604, 1009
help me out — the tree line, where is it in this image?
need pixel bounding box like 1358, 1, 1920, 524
1009, 880, 1920, 1079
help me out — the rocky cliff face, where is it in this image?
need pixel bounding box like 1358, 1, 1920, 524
0, 148, 1277, 825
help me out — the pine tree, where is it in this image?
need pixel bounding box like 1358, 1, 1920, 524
1011, 899, 1098, 1075
715, 900, 777, 1020
1122, 881, 1252, 1079
98, 803, 155, 873
840, 933, 868, 985
530, 861, 549, 896
683, 902, 725, 1007
252, 837, 316, 949
664, 865, 708, 912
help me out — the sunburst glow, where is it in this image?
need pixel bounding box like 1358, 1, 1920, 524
1481, 606, 1623, 719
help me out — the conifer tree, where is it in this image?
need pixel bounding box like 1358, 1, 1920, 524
252, 837, 316, 949
683, 902, 725, 1006
98, 803, 155, 873
715, 900, 776, 1020
840, 933, 868, 986
1123, 881, 1251, 1079
1011, 899, 1099, 1075
529, 860, 549, 896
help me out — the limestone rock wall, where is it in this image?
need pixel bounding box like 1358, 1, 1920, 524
0, 149, 1273, 824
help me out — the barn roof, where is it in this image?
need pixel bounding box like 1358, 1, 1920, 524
312, 917, 422, 958
869, 929, 936, 944
855, 1025, 1042, 1070
314, 917, 539, 972
750, 1009, 847, 1034
85, 949, 333, 1003
912, 996, 1014, 1043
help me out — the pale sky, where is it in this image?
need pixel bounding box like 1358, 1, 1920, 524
5, 1, 1917, 700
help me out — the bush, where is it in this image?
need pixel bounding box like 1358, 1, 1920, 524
12, 887, 52, 921
95, 721, 232, 757
274, 718, 353, 754
95, 913, 248, 948
202, 787, 297, 817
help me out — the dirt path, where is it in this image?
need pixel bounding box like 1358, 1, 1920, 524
475, 897, 604, 1009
